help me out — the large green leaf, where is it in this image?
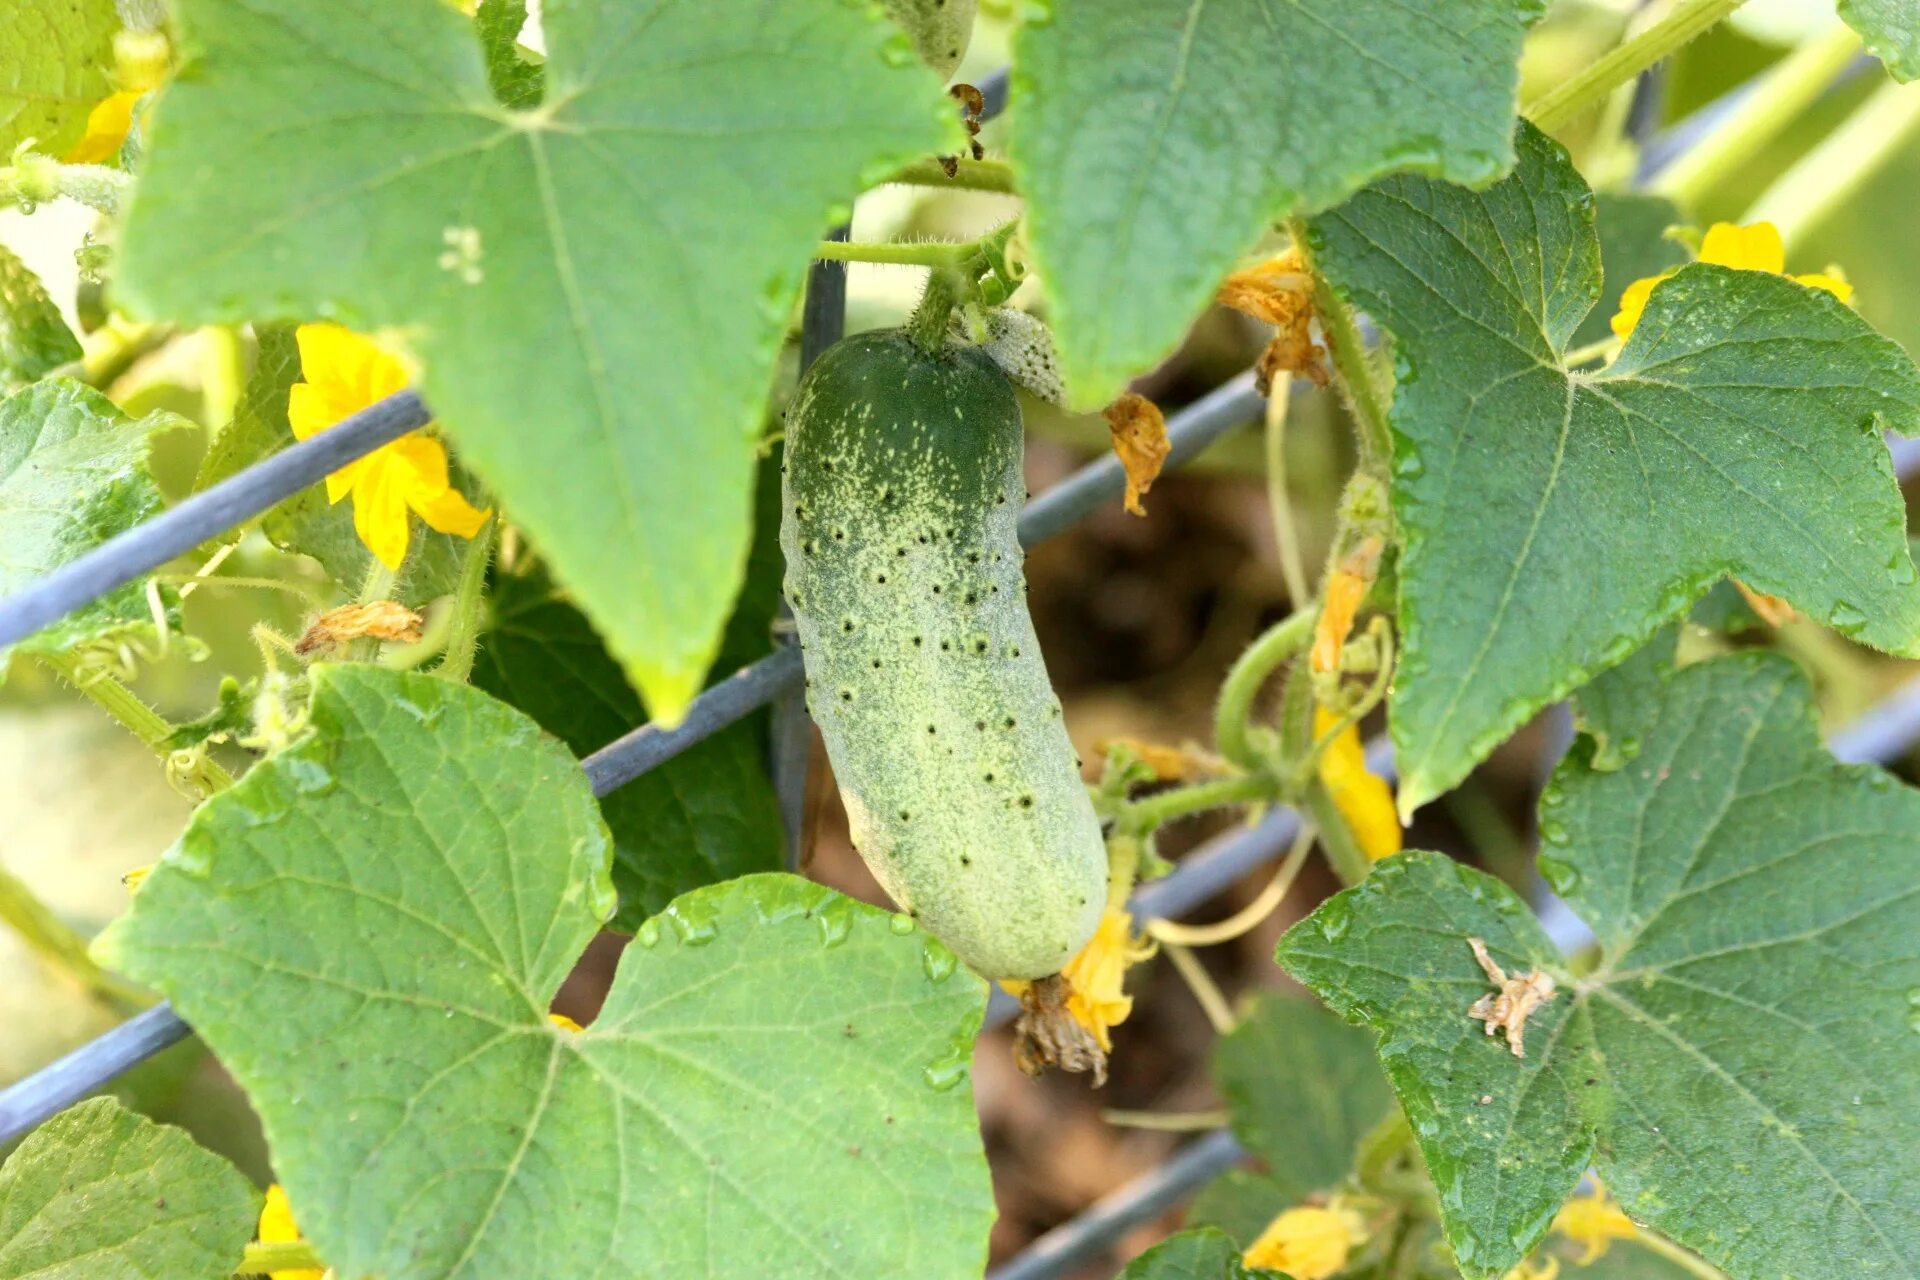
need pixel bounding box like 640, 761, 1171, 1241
1279, 655, 1920, 1279
196, 325, 465, 602
96, 664, 992, 1280
1212, 992, 1393, 1201
0, 1097, 258, 1280
0, 0, 119, 156
1114, 1227, 1278, 1280
1841, 0, 1920, 80
1570, 193, 1687, 352
115, 0, 954, 720
0, 243, 81, 389
1009, 0, 1542, 408
1307, 122, 1920, 813
0, 379, 182, 672
474, 566, 783, 927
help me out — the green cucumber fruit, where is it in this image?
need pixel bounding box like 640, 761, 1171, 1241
881, 0, 976, 79
781, 329, 1105, 980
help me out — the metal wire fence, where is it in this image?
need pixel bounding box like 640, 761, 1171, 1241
0, 48, 1908, 1280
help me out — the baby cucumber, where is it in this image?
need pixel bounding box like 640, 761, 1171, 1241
881, 0, 975, 79
781, 329, 1105, 980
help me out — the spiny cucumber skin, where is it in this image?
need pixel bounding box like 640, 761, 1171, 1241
782, 330, 1105, 980
881, 0, 976, 79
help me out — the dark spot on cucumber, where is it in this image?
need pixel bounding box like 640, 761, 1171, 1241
975, 720, 986, 731
871, 659, 882, 669
842, 619, 855, 633
899, 809, 911, 822
794, 502, 807, 518
876, 573, 887, 584
940, 640, 952, 651
1008, 644, 1020, 657
882, 488, 894, 501
840, 689, 855, 703
932, 584, 942, 595
833, 530, 847, 541
968, 551, 980, 563
960, 855, 971, 866
963, 591, 978, 605
912, 636, 924, 647
972, 639, 988, 654
983, 772, 995, 783
802, 539, 817, 555
1004, 716, 1016, 728
1018, 795, 1034, 809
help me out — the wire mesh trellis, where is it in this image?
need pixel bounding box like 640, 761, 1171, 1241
0, 47, 1906, 1280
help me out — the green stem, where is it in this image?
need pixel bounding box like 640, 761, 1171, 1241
0, 863, 150, 1007
1526, 0, 1748, 133
435, 516, 497, 684
236, 1241, 324, 1275
1652, 22, 1864, 209
1562, 334, 1618, 368
1353, 1108, 1417, 1194
38, 652, 236, 793
1214, 609, 1315, 771
1120, 773, 1280, 832
883, 156, 1018, 193
813, 239, 967, 268
905, 267, 964, 354
0, 157, 130, 214
1741, 78, 1920, 248
1305, 785, 1375, 887
1299, 226, 1394, 472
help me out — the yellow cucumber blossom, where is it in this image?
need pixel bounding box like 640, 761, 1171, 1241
288, 324, 490, 571
1313, 707, 1400, 862
1002, 907, 1152, 1052
257, 1183, 326, 1280
549, 1012, 584, 1032
1553, 1182, 1638, 1263
1243, 1204, 1366, 1279
64, 91, 144, 164
1611, 220, 1852, 340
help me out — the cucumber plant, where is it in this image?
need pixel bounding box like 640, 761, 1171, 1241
3, 1, 1920, 1279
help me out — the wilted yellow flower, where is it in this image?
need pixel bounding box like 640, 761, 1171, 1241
257, 1184, 324, 1280
288, 324, 489, 571
1002, 907, 1152, 1052
1611, 220, 1853, 340
1313, 707, 1399, 861
1244, 1205, 1365, 1279
1553, 1182, 1638, 1264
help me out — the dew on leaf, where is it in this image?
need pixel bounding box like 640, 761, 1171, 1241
921, 939, 958, 984
889, 912, 917, 935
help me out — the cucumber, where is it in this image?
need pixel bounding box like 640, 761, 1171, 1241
881, 0, 975, 79
781, 329, 1105, 980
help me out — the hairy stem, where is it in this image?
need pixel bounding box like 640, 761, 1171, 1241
814, 239, 967, 268
0, 157, 130, 214
435, 515, 497, 684
1120, 773, 1279, 832
1214, 609, 1315, 772
38, 652, 235, 793
883, 156, 1018, 194
1527, 0, 1749, 133
1264, 372, 1312, 607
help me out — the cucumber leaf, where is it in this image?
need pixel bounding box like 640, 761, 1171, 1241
96, 665, 992, 1280
0, 0, 119, 155
0, 379, 184, 674
114, 0, 955, 720
1010, 0, 1543, 408
1115, 1227, 1279, 1280
0, 1097, 258, 1280
1279, 655, 1920, 1278
1212, 992, 1393, 1201
474, 0, 543, 110
1308, 122, 1920, 813
1841, 0, 1920, 80
474, 567, 783, 927
0, 244, 81, 389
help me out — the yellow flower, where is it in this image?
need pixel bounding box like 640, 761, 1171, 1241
1001, 907, 1152, 1052
1313, 707, 1400, 861
1244, 1205, 1365, 1279
549, 1012, 584, 1032
288, 324, 490, 571
1553, 1182, 1638, 1264
1504, 1256, 1561, 1280
1611, 221, 1853, 340
257, 1184, 325, 1280
64, 91, 144, 164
